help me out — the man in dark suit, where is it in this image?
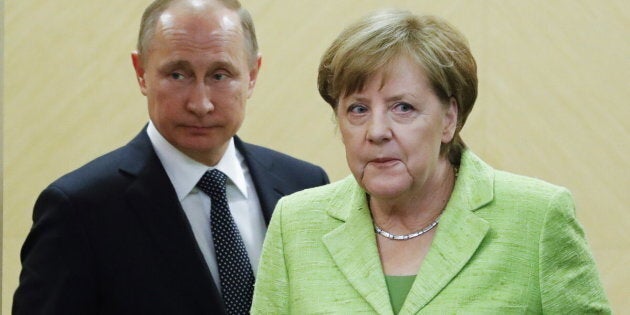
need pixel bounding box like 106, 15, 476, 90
12, 0, 329, 314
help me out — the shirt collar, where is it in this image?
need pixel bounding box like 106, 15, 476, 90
146, 121, 249, 201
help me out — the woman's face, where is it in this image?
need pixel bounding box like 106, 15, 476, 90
337, 55, 457, 200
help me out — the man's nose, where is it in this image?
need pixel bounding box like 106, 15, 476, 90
187, 82, 214, 116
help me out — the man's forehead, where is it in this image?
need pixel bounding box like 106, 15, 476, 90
158, 2, 241, 34
167, 0, 225, 10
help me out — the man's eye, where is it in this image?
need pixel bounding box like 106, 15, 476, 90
171, 72, 185, 80
213, 73, 227, 81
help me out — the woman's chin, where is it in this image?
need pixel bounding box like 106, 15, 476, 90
361, 176, 413, 200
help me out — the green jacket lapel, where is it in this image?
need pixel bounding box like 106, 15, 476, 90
322, 178, 394, 315
401, 151, 494, 314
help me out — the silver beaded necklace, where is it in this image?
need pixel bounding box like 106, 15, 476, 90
374, 213, 442, 241
372, 166, 457, 241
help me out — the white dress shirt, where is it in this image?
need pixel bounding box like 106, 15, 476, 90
146, 122, 266, 291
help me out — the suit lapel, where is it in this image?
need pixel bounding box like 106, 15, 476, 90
401, 151, 494, 314
120, 130, 224, 312
234, 137, 284, 224
322, 179, 394, 315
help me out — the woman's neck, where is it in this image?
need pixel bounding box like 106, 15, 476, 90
369, 161, 457, 232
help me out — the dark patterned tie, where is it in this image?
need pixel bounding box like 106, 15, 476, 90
197, 169, 255, 315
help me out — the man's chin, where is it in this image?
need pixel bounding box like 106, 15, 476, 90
174, 140, 230, 164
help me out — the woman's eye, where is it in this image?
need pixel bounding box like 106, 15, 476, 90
348, 104, 368, 114
394, 102, 414, 112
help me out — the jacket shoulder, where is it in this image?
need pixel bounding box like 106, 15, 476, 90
238, 139, 330, 186
241, 141, 324, 170
49, 132, 153, 199
493, 170, 570, 203
277, 176, 357, 217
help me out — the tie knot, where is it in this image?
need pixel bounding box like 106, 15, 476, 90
197, 169, 227, 198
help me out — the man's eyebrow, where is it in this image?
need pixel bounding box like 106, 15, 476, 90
158, 60, 192, 71
209, 60, 240, 73
158, 60, 240, 74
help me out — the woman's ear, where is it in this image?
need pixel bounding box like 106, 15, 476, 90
442, 97, 459, 143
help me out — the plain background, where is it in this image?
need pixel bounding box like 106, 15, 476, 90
3, 0, 629, 312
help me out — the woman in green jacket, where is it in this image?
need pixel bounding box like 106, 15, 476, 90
252, 9, 610, 314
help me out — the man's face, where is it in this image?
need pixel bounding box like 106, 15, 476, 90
132, 3, 260, 165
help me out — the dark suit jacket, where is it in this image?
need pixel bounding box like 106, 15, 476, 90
13, 129, 329, 315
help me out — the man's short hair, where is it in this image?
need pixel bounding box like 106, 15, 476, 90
136, 0, 258, 66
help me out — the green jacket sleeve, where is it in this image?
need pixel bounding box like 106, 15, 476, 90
539, 188, 611, 314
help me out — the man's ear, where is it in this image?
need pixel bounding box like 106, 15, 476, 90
131, 51, 148, 96
246, 54, 262, 98
442, 97, 459, 143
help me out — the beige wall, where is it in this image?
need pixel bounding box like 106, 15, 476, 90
3, 0, 629, 312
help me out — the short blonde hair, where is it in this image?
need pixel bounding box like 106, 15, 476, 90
318, 10, 477, 164
137, 0, 258, 66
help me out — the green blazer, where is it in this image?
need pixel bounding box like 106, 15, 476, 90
251, 151, 610, 314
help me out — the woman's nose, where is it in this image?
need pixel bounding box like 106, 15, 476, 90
366, 112, 392, 143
